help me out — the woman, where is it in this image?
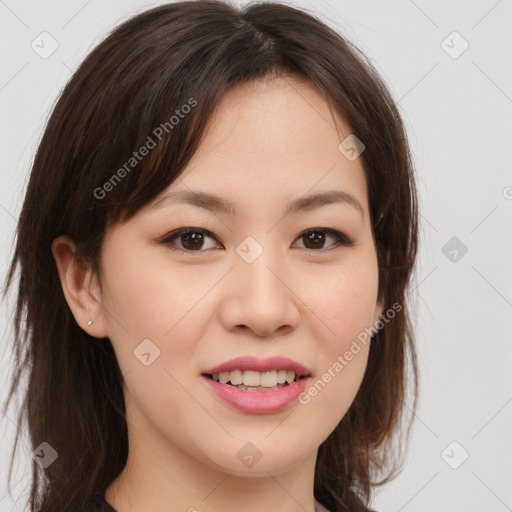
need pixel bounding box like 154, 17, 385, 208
2, 1, 419, 511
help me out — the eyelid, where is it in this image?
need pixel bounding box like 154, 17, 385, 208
159, 227, 354, 253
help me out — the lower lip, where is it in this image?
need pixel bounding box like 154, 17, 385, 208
202, 375, 311, 414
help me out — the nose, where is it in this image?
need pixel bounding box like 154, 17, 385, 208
219, 250, 300, 338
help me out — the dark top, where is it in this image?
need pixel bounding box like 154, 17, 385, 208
81, 494, 378, 512
92, 495, 117, 511
91, 494, 117, 511
35, 497, 378, 512
32, 495, 117, 512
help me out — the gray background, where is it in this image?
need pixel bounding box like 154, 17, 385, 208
1, 1, 511, 511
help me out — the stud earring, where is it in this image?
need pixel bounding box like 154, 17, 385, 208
87, 320, 93, 326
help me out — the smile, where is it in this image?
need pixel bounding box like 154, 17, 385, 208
202, 374, 311, 414
207, 369, 304, 391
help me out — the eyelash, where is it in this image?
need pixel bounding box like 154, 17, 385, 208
159, 227, 354, 254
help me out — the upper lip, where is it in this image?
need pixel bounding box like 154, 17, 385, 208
203, 356, 311, 377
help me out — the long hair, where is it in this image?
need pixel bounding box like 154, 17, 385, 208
2, 1, 419, 511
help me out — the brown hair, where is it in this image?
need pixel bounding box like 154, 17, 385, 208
2, 1, 419, 511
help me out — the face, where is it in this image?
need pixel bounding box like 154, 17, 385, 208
81, 76, 383, 477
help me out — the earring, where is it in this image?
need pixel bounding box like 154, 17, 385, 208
87, 320, 93, 326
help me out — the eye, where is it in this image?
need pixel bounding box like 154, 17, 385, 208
160, 228, 221, 252
294, 228, 354, 251
159, 227, 354, 253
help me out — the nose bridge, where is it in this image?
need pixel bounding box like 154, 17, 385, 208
235, 234, 286, 301
223, 234, 299, 336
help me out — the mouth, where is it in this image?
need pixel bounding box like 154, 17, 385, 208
203, 370, 309, 392
201, 371, 312, 414
201, 356, 312, 413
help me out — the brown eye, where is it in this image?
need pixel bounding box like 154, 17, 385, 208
295, 229, 353, 251
161, 228, 221, 252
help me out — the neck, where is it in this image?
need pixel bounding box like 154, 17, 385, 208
105, 425, 319, 512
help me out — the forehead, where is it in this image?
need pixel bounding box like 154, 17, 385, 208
160, 76, 370, 218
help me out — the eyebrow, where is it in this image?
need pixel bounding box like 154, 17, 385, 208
152, 189, 365, 219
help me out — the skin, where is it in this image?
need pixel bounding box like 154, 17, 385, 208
52, 75, 384, 512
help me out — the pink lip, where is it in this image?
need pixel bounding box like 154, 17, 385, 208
202, 375, 311, 414
203, 356, 311, 376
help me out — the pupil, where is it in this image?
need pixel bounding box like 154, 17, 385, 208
305, 231, 324, 249
182, 232, 203, 250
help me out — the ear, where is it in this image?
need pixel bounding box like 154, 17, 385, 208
51, 235, 109, 338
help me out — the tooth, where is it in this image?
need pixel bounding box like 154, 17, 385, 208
229, 369, 243, 385
260, 370, 278, 387
276, 370, 287, 384
214, 369, 300, 386
243, 370, 261, 386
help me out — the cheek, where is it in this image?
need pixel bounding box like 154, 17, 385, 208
294, 254, 377, 422
295, 269, 376, 442
293, 343, 370, 453
301, 252, 380, 350
99, 245, 211, 440
100, 240, 214, 343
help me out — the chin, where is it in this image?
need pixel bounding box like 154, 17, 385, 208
203, 444, 307, 477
